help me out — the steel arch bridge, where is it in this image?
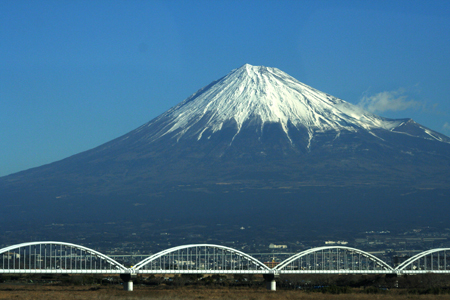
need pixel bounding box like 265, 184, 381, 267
131, 244, 270, 274
274, 246, 394, 274
0, 241, 128, 274
2, 242, 450, 276
395, 248, 450, 274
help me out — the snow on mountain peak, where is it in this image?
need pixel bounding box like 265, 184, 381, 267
146, 64, 403, 143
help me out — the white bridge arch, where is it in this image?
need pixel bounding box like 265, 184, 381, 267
396, 248, 450, 273
275, 246, 394, 274
2, 241, 450, 276
131, 244, 271, 274
0, 241, 128, 274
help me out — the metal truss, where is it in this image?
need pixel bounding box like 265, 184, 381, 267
0, 241, 128, 274
131, 244, 271, 274
274, 246, 393, 274
396, 248, 450, 274
2, 242, 450, 275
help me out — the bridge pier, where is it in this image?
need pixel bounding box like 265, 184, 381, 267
120, 274, 134, 291
263, 274, 277, 291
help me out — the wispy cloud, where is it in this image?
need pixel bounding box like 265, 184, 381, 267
358, 89, 420, 113
443, 122, 450, 135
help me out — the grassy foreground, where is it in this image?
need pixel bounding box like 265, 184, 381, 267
4, 274, 450, 299
3, 285, 450, 300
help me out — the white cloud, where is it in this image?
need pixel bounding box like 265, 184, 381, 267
443, 122, 450, 134
358, 89, 420, 113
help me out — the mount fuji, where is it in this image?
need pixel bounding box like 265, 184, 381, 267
1, 64, 450, 230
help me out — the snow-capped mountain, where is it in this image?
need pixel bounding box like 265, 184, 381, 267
147, 64, 406, 142
1, 63, 450, 232
3, 64, 450, 185
110, 64, 448, 151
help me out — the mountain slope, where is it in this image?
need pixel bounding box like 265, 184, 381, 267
2, 64, 450, 234
1, 64, 450, 197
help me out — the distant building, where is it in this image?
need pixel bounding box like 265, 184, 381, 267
324, 241, 348, 245
3, 252, 20, 259
174, 260, 195, 266
269, 243, 287, 249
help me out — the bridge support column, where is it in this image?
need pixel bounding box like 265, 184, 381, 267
125, 280, 133, 291
263, 274, 277, 291
120, 274, 134, 291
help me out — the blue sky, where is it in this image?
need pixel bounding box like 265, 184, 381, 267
1, 0, 450, 176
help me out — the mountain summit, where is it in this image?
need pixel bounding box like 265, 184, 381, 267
146, 64, 424, 145
80, 63, 450, 167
